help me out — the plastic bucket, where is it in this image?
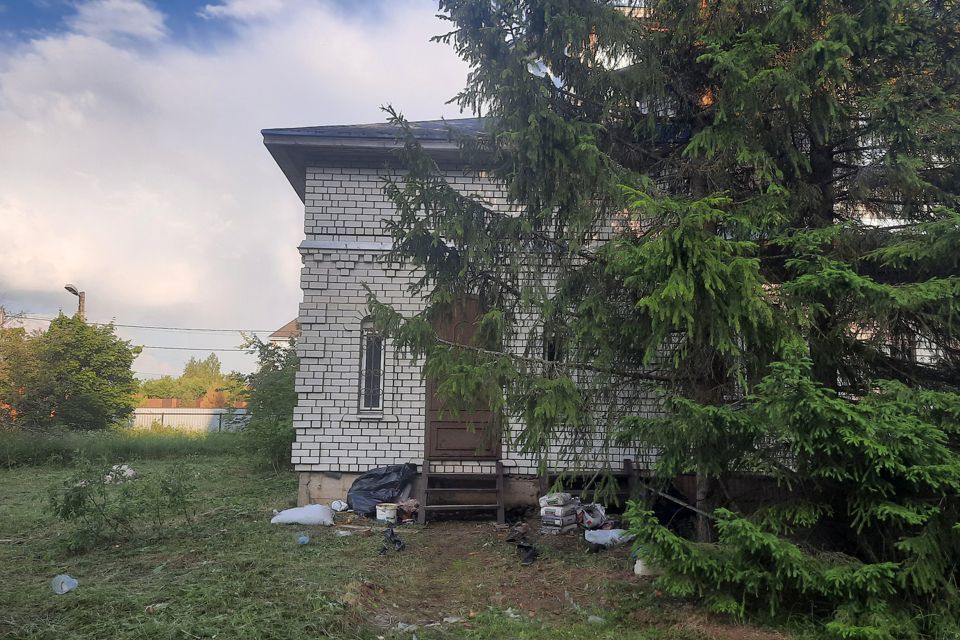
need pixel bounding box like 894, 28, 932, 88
375, 503, 398, 523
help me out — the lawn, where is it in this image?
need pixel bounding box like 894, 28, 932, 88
0, 450, 788, 639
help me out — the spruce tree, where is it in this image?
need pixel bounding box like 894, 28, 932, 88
375, 1, 960, 635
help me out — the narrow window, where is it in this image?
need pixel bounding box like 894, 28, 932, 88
359, 318, 384, 411
543, 326, 565, 363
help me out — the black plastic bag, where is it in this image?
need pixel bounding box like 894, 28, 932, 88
346, 463, 417, 517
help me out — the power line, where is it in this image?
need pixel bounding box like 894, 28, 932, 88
137, 345, 250, 352
11, 316, 271, 353
19, 315, 276, 334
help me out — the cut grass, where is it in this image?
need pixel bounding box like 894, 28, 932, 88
0, 454, 789, 640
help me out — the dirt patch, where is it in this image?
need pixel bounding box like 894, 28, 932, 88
358, 520, 633, 623
349, 519, 790, 639
678, 613, 789, 640
627, 602, 788, 640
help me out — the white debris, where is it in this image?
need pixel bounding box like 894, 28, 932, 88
103, 464, 138, 483
634, 558, 665, 577
584, 528, 635, 546
270, 504, 334, 526
51, 574, 78, 594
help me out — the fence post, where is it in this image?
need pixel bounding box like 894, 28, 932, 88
218, 412, 223, 433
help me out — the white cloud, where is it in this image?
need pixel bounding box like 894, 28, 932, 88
0, 0, 468, 373
67, 0, 167, 42
198, 0, 289, 20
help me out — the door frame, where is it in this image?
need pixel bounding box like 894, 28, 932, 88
423, 298, 502, 461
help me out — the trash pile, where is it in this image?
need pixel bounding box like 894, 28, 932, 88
538, 492, 635, 549
268, 464, 420, 552
538, 493, 613, 535
346, 463, 417, 517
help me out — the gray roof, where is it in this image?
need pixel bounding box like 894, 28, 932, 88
261, 117, 487, 141
262, 117, 488, 203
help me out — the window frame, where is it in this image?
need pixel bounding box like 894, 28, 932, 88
358, 318, 386, 412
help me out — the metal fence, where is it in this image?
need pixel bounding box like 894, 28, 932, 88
130, 408, 249, 433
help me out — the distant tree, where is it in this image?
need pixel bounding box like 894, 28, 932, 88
0, 326, 41, 429
138, 375, 181, 400
40, 315, 140, 430
139, 353, 247, 407
216, 371, 248, 405
178, 354, 223, 402
1, 314, 139, 430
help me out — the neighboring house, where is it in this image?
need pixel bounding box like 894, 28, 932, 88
269, 319, 300, 348
262, 118, 662, 513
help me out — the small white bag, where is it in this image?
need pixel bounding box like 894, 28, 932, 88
270, 504, 334, 526
584, 528, 635, 547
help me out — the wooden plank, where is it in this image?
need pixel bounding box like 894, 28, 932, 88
417, 460, 430, 525
422, 504, 500, 511
496, 461, 505, 525
425, 487, 497, 493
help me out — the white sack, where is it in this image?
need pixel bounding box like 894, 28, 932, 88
634, 558, 665, 577
538, 492, 573, 507
584, 528, 635, 547
270, 504, 334, 526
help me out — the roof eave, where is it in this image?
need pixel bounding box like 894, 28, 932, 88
262, 133, 465, 204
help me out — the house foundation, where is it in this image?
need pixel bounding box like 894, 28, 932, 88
298, 469, 540, 509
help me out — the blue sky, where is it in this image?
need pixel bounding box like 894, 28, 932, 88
0, 1, 393, 43
0, 0, 468, 378
1, 1, 225, 44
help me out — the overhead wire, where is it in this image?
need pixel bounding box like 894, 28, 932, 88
13, 315, 273, 353
18, 315, 275, 334
137, 346, 249, 352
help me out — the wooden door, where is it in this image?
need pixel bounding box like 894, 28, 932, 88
425, 298, 501, 460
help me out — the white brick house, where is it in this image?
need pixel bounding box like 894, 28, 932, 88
262, 119, 660, 508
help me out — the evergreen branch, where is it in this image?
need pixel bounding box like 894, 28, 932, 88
433, 337, 676, 383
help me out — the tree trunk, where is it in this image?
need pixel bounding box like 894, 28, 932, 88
809, 138, 838, 389
688, 166, 720, 543
695, 470, 713, 542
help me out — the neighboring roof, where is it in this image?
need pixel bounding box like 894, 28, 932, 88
262, 117, 488, 203
269, 318, 300, 340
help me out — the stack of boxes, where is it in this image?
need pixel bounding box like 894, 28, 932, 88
539, 493, 579, 535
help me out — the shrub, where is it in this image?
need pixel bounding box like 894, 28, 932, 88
626, 362, 960, 638
240, 337, 298, 469
242, 416, 294, 472
48, 459, 197, 553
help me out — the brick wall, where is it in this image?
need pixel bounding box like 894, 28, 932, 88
292, 162, 661, 476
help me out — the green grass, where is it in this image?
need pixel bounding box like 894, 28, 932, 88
0, 426, 242, 467
0, 452, 786, 640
